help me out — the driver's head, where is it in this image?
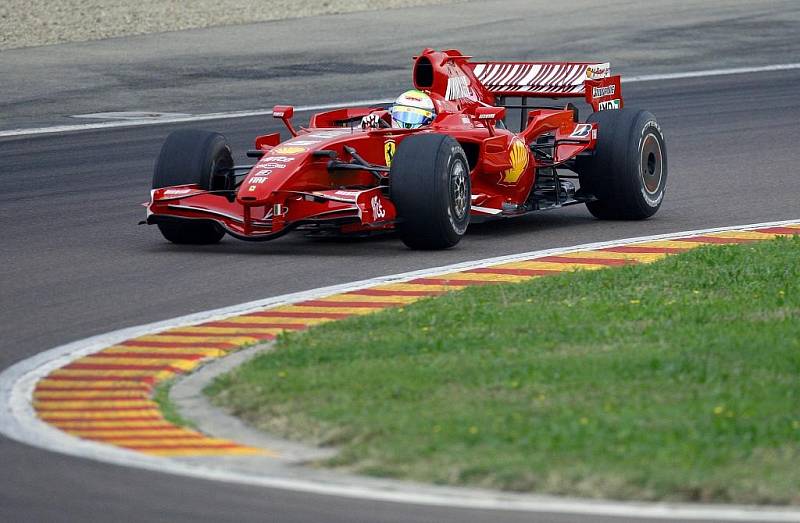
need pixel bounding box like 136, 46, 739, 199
391, 90, 436, 129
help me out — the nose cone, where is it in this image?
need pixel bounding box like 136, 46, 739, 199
236, 149, 307, 204
235, 129, 370, 204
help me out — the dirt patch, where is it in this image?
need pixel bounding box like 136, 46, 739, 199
0, 0, 457, 50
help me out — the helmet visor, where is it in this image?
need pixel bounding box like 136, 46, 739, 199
391, 105, 434, 129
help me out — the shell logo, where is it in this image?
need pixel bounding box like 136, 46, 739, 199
501, 138, 529, 184
272, 146, 307, 155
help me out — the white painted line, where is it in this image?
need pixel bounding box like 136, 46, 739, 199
624, 62, 800, 83
2, 62, 800, 138
0, 99, 391, 139
2, 219, 800, 521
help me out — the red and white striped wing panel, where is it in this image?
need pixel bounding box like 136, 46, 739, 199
471, 62, 609, 96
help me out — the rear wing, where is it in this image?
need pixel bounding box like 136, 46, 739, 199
467, 61, 623, 111
410, 50, 623, 112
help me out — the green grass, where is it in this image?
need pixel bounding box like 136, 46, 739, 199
207, 236, 800, 504
153, 380, 196, 429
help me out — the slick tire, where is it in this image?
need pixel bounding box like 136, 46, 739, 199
390, 134, 470, 250
577, 109, 667, 220
152, 129, 232, 244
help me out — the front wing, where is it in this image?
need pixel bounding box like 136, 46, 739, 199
146, 186, 396, 241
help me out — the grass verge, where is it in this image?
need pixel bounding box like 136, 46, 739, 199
207, 236, 800, 504
153, 380, 196, 430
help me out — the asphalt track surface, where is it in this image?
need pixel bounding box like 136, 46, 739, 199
2, 2, 800, 522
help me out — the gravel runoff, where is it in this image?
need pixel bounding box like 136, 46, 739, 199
0, 0, 457, 51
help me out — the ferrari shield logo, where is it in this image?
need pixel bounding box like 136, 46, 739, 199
384, 140, 396, 167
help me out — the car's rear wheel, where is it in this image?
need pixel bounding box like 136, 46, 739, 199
390, 134, 470, 250
577, 109, 667, 219
152, 129, 232, 244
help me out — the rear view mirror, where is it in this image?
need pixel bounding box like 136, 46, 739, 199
474, 106, 506, 122
474, 106, 507, 135
272, 105, 297, 136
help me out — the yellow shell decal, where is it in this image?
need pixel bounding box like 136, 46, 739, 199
272, 146, 307, 155
384, 140, 396, 167
502, 138, 529, 184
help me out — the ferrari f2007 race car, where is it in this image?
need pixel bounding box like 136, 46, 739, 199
145, 48, 667, 249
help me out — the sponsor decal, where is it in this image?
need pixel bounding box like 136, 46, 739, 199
478, 113, 495, 120
570, 124, 593, 138
163, 188, 193, 195
272, 146, 307, 155
445, 75, 476, 101
586, 63, 611, 79
261, 162, 286, 169
598, 99, 621, 111
501, 138, 529, 184
247, 169, 272, 186
273, 111, 285, 117
306, 130, 351, 138
371, 196, 386, 219
285, 140, 321, 146
334, 190, 361, 197
384, 140, 396, 167
261, 156, 295, 163
592, 85, 616, 99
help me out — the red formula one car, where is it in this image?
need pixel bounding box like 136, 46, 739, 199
145, 48, 666, 249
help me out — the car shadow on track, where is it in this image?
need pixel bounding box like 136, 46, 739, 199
141, 210, 599, 258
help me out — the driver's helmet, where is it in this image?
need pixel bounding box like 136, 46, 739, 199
391, 90, 436, 129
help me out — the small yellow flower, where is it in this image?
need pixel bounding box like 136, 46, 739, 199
579, 417, 589, 425
468, 426, 478, 434
537, 394, 546, 401
779, 290, 785, 296
792, 420, 799, 430
713, 405, 724, 415
421, 327, 429, 332
629, 299, 640, 304
525, 298, 533, 303
692, 290, 701, 295
277, 371, 287, 378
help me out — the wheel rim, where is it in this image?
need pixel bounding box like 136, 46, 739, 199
450, 159, 468, 220
640, 133, 663, 196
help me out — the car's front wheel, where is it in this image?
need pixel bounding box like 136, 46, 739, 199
152, 129, 231, 244
390, 134, 470, 250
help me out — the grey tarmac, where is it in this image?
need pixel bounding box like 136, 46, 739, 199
1, 0, 799, 131
2, 1, 800, 522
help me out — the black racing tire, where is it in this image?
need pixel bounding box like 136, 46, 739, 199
577, 109, 667, 220
390, 134, 470, 250
152, 129, 232, 244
